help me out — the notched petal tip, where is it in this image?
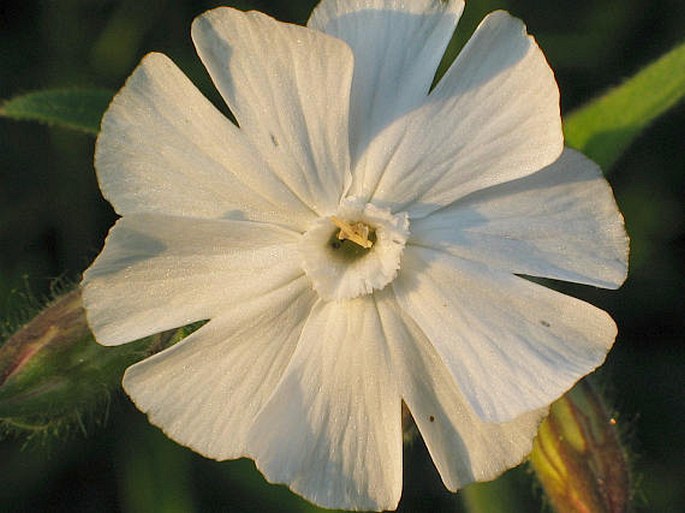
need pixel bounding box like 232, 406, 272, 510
190, 2, 355, 216
482, 7, 563, 139
246, 299, 403, 511
370, 5, 563, 215
396, 248, 621, 425
560, 148, 631, 290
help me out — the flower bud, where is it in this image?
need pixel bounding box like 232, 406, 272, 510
0, 288, 171, 432
530, 379, 630, 513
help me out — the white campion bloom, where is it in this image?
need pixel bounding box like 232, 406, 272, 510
81, 0, 628, 510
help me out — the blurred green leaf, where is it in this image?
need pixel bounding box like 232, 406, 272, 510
564, 40, 685, 170
0, 89, 113, 135
216, 459, 346, 513
461, 467, 533, 513
119, 422, 197, 513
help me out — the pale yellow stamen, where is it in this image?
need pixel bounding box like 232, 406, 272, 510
330, 216, 374, 249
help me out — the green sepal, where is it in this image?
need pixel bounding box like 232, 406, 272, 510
0, 88, 114, 135
0, 289, 182, 438
530, 379, 631, 513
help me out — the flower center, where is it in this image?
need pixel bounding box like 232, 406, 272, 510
330, 216, 375, 249
300, 197, 409, 301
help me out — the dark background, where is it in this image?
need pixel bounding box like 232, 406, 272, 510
1, 1, 684, 512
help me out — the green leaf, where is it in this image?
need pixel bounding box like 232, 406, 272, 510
564, 40, 685, 170
0, 88, 114, 135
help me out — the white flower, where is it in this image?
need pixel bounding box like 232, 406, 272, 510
81, 0, 628, 510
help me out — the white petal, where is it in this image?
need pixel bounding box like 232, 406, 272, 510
96, 52, 313, 229
82, 214, 302, 346
122, 277, 315, 460
393, 246, 617, 422
412, 148, 629, 289
308, 0, 463, 164
248, 298, 402, 511
192, 8, 353, 215
375, 291, 546, 489
362, 11, 563, 216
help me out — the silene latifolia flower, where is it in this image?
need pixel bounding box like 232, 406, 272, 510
81, 0, 628, 510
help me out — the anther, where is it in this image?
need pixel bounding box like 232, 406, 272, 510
330, 216, 374, 249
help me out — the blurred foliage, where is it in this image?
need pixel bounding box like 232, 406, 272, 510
1, 0, 684, 512
564, 40, 685, 171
